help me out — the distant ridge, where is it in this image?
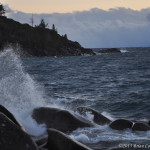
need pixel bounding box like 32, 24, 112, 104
0, 16, 95, 57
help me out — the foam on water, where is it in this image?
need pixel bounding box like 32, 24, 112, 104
69, 111, 150, 144
50, 97, 76, 104
85, 111, 94, 122
70, 133, 90, 143
101, 111, 115, 121
69, 125, 150, 144
0, 48, 47, 136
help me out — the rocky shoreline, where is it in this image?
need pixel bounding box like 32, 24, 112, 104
98, 48, 121, 54
0, 104, 150, 150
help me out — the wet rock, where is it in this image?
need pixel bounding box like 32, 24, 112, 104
0, 104, 25, 131
109, 119, 133, 130
44, 128, 92, 150
132, 123, 150, 131
76, 107, 111, 125
32, 107, 92, 132
0, 112, 38, 150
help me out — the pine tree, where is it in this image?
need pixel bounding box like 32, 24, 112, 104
64, 34, 68, 39
30, 14, 34, 27
52, 24, 56, 31
0, 4, 5, 16
37, 19, 48, 28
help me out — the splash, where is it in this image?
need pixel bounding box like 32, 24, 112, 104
0, 48, 47, 136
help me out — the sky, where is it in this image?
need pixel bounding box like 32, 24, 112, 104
1, 0, 150, 48
1, 0, 150, 13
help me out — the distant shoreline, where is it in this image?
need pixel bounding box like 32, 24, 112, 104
0, 16, 95, 57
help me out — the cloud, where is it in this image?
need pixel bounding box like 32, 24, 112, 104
147, 14, 150, 22
5, 6, 150, 48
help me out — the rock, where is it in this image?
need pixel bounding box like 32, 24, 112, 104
32, 107, 93, 132
132, 123, 150, 131
98, 48, 121, 53
44, 128, 92, 150
109, 119, 133, 130
81, 48, 96, 55
35, 137, 47, 147
39, 148, 47, 150
76, 107, 111, 125
0, 112, 38, 150
0, 104, 25, 131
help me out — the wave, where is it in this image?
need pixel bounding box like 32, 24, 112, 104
69, 125, 150, 144
0, 48, 47, 136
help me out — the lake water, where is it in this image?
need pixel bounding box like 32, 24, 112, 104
0, 47, 150, 149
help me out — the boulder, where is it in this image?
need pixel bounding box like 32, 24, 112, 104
0, 104, 25, 131
109, 119, 133, 130
44, 128, 92, 150
0, 112, 38, 150
32, 107, 93, 132
132, 123, 150, 131
76, 107, 111, 125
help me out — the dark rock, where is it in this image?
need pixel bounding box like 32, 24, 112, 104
39, 148, 48, 150
76, 107, 111, 125
148, 120, 150, 126
109, 119, 133, 130
132, 123, 150, 131
44, 128, 92, 150
0, 104, 25, 131
111, 148, 134, 150
87, 141, 124, 150
32, 107, 93, 132
81, 48, 96, 55
0, 112, 38, 150
98, 48, 120, 53
35, 137, 47, 147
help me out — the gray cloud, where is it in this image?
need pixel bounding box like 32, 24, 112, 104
5, 6, 150, 48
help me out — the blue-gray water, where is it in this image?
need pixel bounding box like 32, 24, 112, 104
0, 47, 150, 150
23, 47, 150, 121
